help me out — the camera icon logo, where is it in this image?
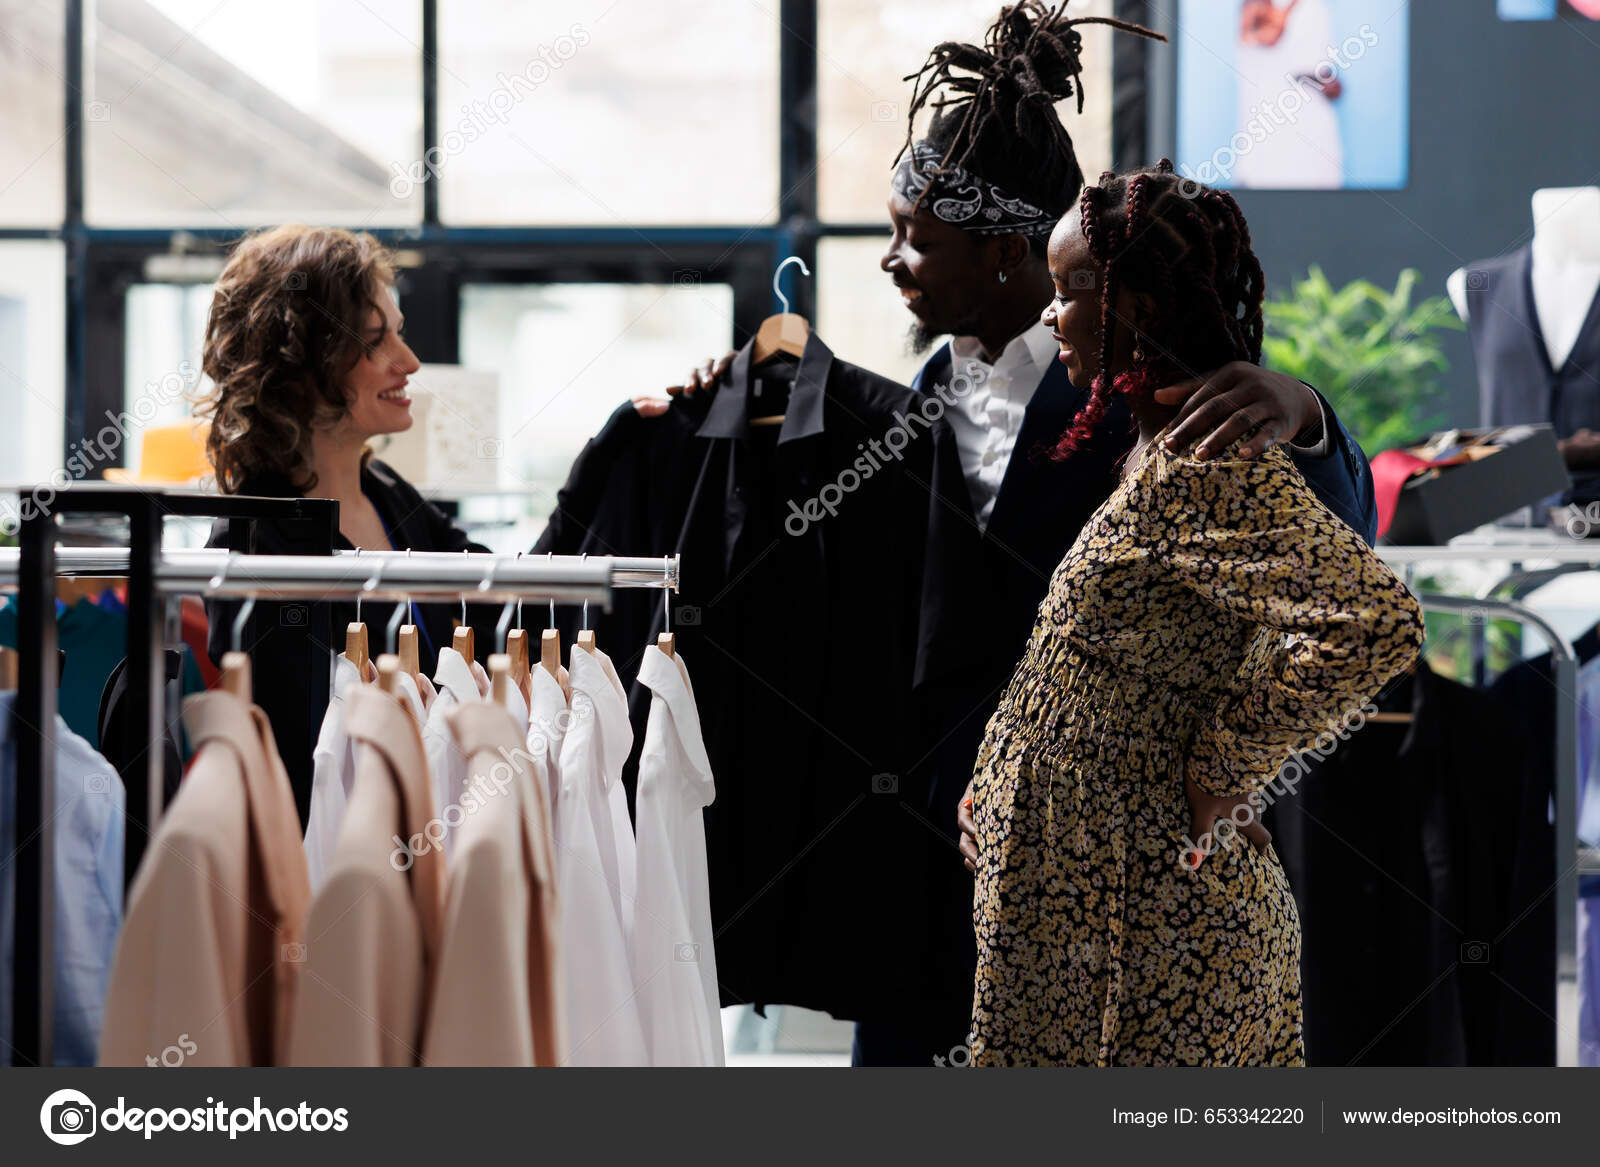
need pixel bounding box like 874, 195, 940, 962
84, 773, 111, 796
285, 270, 307, 292
672, 269, 701, 288
282, 942, 307, 963
871, 99, 897, 122
85, 101, 110, 122
478, 437, 504, 460
674, 942, 701, 963
871, 772, 899, 795
40, 1088, 97, 1145
676, 605, 701, 627
1465, 270, 1488, 291
1068, 269, 1096, 291
280, 604, 308, 628
1460, 940, 1490, 964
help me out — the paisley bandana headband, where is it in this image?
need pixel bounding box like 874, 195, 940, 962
891, 139, 1058, 242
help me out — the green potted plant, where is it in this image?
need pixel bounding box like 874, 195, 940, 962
1261, 265, 1464, 456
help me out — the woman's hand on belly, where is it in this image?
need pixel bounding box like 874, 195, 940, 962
958, 777, 978, 874
1183, 770, 1271, 868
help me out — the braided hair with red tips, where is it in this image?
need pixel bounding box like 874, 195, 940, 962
1051, 160, 1266, 459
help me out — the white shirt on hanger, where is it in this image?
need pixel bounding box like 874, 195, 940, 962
303, 653, 365, 892
527, 666, 568, 837
631, 646, 723, 1066
555, 644, 647, 1065
423, 646, 481, 849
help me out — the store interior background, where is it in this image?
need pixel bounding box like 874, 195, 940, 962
2, 0, 1598, 1063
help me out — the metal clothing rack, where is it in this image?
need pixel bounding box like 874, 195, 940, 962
7, 483, 679, 1067
9, 484, 338, 1069
1383, 534, 1598, 1066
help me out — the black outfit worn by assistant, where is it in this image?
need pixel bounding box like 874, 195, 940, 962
204, 457, 495, 828
535, 331, 973, 1025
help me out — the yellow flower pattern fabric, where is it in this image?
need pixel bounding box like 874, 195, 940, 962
969, 424, 1425, 1066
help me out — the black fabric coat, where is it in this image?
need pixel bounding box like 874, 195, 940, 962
535, 332, 972, 1021
1264, 660, 1553, 1065
203, 458, 497, 828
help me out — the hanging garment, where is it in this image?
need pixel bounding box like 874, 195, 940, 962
527, 665, 569, 836
1269, 661, 1547, 1065
0, 596, 129, 749
499, 662, 530, 737
100, 691, 309, 1066
631, 646, 722, 1066
204, 459, 502, 827
302, 654, 369, 891
288, 686, 442, 1066
424, 701, 563, 1066
555, 644, 647, 1065
96, 647, 190, 812
968, 424, 1424, 1066
422, 645, 481, 850
0, 695, 124, 1066
535, 331, 973, 1024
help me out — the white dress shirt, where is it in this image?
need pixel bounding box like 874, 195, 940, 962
631, 646, 723, 1067
303, 654, 365, 892
423, 647, 482, 851
527, 666, 568, 837
554, 644, 648, 1065
943, 324, 1062, 531
936, 322, 1332, 530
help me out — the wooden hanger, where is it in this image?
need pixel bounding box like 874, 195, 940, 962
0, 646, 16, 691
398, 625, 421, 679
452, 623, 475, 664
376, 653, 400, 695
1367, 711, 1414, 724
541, 628, 562, 677
749, 256, 811, 426
488, 653, 511, 706
506, 628, 530, 689
343, 622, 370, 676
220, 650, 251, 702
576, 629, 596, 655
657, 632, 675, 658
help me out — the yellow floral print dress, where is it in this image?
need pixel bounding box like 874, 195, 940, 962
969, 422, 1425, 1067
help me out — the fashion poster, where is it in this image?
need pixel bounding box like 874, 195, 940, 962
1175, 0, 1409, 190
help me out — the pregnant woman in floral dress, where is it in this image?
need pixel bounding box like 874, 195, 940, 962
965, 162, 1425, 1066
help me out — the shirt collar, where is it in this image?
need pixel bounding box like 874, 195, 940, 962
949, 322, 1058, 382
697, 329, 834, 443
432, 646, 480, 705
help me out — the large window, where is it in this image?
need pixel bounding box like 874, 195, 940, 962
0, 1, 66, 226
0, 242, 66, 483
85, 0, 424, 226
437, 0, 779, 225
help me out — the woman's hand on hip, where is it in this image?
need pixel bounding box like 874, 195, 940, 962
1183, 769, 1271, 868
958, 778, 979, 874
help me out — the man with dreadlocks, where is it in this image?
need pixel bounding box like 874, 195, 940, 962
650, 2, 1377, 1066
962, 162, 1421, 1064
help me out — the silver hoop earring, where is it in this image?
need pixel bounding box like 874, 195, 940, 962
997, 270, 1007, 284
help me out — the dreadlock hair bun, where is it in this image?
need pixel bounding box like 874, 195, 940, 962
899, 2, 1165, 233
1052, 160, 1267, 459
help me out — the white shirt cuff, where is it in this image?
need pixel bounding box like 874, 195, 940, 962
1288, 387, 1332, 457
